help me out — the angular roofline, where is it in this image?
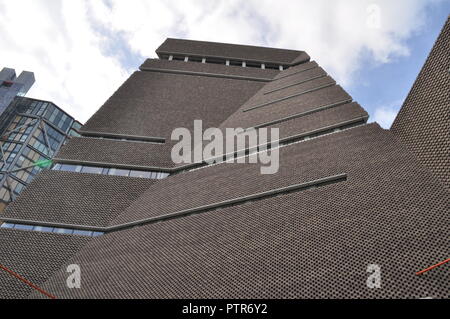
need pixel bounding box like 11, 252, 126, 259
156, 38, 310, 65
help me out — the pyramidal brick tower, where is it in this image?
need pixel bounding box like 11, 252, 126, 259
0, 18, 448, 299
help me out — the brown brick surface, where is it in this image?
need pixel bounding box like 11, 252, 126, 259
391, 17, 450, 190
2, 171, 157, 227
0, 36, 447, 299
83, 71, 264, 138
0, 229, 90, 299
262, 66, 327, 92
31, 124, 449, 299
56, 137, 175, 168
221, 85, 352, 130
273, 61, 319, 80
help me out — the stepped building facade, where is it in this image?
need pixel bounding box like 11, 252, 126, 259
0, 17, 448, 299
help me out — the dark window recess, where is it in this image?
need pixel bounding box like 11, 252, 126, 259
1, 81, 13, 88
265, 64, 280, 70
189, 56, 203, 63
206, 58, 226, 65
246, 61, 262, 68
229, 60, 243, 67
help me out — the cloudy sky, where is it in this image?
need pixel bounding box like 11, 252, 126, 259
0, 0, 448, 128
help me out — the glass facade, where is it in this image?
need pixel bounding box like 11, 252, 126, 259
0, 96, 168, 213
0, 222, 104, 237
53, 163, 170, 180
0, 97, 81, 212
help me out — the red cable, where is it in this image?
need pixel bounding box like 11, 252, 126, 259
416, 258, 450, 276
1, 257, 448, 297
0, 264, 56, 299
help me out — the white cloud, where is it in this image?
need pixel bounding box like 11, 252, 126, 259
371, 103, 401, 129
0, 0, 443, 123
0, 0, 129, 123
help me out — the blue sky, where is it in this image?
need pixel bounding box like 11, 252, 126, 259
0, 0, 448, 128
349, 5, 449, 128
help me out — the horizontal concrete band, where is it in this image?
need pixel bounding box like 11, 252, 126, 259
79, 131, 166, 144
140, 67, 273, 82
273, 65, 318, 81
246, 99, 354, 130
263, 74, 327, 95
242, 82, 337, 112
276, 117, 368, 146
1, 173, 347, 233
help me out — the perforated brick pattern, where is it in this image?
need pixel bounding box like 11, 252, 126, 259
273, 61, 318, 80
263, 66, 327, 93
267, 102, 367, 137
246, 76, 336, 107
391, 17, 450, 190
82, 71, 264, 138
56, 137, 176, 168
32, 125, 448, 299
221, 85, 352, 130
114, 124, 388, 225
2, 171, 157, 227
0, 229, 90, 299
1, 36, 448, 299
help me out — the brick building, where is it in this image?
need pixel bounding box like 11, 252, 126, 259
0, 17, 448, 299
